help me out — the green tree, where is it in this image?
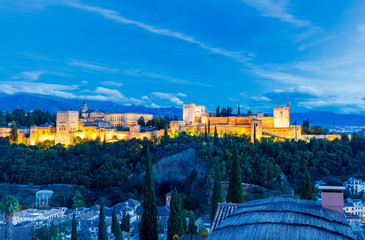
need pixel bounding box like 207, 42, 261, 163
188, 213, 197, 235
216, 106, 220, 117
139, 146, 158, 240
237, 104, 240, 115
115, 222, 123, 240
111, 208, 118, 235
9, 121, 18, 143
214, 127, 218, 145
138, 116, 145, 126
167, 189, 184, 240
208, 120, 211, 135
300, 169, 314, 200
204, 124, 208, 140
98, 202, 108, 240
211, 169, 223, 222
226, 149, 243, 203
121, 209, 130, 232
72, 190, 85, 209
71, 213, 77, 240
0, 195, 19, 240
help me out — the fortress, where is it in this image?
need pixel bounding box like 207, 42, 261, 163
170, 103, 302, 142
1, 102, 163, 146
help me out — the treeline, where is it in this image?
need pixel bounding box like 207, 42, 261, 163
0, 109, 56, 127
1, 133, 365, 207
139, 115, 178, 129
301, 118, 329, 135
215, 104, 251, 117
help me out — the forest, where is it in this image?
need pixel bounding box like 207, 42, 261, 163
0, 132, 365, 213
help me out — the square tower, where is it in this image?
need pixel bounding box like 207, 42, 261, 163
55, 110, 79, 145
183, 103, 197, 125
274, 106, 289, 128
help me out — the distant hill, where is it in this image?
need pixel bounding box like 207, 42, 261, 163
0, 94, 183, 118
291, 111, 365, 127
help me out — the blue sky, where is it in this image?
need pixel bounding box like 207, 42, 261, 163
1, 0, 365, 113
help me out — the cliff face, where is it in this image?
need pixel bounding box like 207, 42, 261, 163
152, 147, 206, 184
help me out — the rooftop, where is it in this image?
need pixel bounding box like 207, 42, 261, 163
207, 197, 355, 240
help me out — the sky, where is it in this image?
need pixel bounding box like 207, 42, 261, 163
1, 0, 365, 114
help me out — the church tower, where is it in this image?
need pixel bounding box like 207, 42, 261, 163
81, 100, 88, 113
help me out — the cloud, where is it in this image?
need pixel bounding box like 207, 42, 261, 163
81, 87, 144, 105
151, 92, 186, 105
80, 81, 88, 85
14, 71, 45, 80
102, 81, 122, 87
251, 96, 271, 102
241, 0, 310, 27
67, 59, 118, 73
123, 68, 213, 87
0, 81, 78, 98
64, 1, 250, 62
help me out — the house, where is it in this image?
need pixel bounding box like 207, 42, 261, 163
195, 217, 211, 233
345, 178, 365, 195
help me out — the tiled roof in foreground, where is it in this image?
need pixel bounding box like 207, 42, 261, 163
207, 197, 355, 240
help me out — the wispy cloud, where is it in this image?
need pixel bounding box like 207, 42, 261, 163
357, 24, 365, 41
251, 96, 271, 102
151, 92, 186, 105
64, 1, 250, 63
123, 68, 213, 87
241, 0, 310, 27
67, 59, 118, 73
13, 71, 45, 80
80, 87, 144, 105
102, 81, 122, 87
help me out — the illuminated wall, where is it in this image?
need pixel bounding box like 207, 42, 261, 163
274, 107, 290, 128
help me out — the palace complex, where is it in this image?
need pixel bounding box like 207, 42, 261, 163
0, 102, 345, 145
170, 103, 302, 142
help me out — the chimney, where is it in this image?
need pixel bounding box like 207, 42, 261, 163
318, 186, 345, 214
165, 191, 172, 207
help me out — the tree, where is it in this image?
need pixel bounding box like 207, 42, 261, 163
139, 146, 158, 240
71, 213, 77, 240
188, 212, 197, 235
138, 116, 145, 126
0, 195, 19, 240
9, 121, 18, 143
208, 120, 211, 135
98, 202, 108, 240
112, 208, 118, 235
167, 189, 184, 240
72, 190, 85, 209
214, 127, 218, 145
211, 169, 223, 222
204, 124, 208, 140
300, 169, 314, 200
216, 106, 220, 117
121, 209, 130, 232
115, 223, 123, 240
247, 110, 252, 115
226, 149, 243, 203
237, 104, 240, 115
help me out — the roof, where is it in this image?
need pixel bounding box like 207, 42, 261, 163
207, 197, 355, 240
157, 206, 170, 216
318, 186, 346, 191
36, 190, 54, 194
211, 203, 239, 232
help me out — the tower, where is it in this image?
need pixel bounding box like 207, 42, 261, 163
55, 110, 79, 145
273, 106, 290, 128
81, 100, 88, 113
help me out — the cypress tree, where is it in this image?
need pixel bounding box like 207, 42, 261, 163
208, 120, 211, 135
238, 104, 240, 115
216, 106, 220, 117
139, 146, 158, 240
111, 208, 118, 235
115, 223, 123, 240
300, 169, 314, 200
226, 149, 244, 203
188, 213, 197, 235
214, 126, 218, 145
71, 213, 77, 240
211, 169, 223, 222
167, 189, 184, 240
98, 202, 108, 240
121, 209, 130, 232
204, 124, 208, 140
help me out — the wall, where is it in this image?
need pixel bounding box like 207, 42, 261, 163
274, 107, 289, 128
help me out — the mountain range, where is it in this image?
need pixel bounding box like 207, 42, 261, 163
1, 94, 365, 128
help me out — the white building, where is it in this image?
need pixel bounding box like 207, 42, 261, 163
345, 178, 365, 195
